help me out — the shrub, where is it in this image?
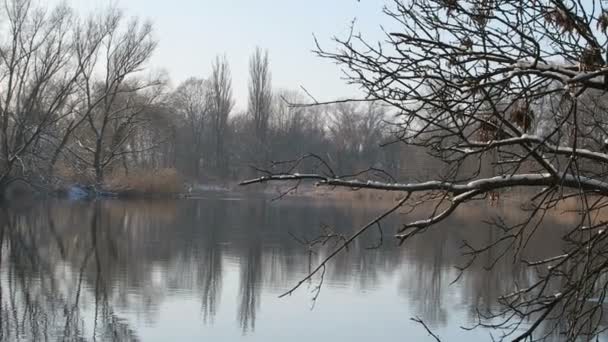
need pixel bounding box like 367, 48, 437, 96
105, 168, 183, 195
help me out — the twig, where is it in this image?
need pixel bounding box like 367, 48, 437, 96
279, 193, 411, 298
411, 317, 442, 342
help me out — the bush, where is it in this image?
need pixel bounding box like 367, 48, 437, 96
105, 168, 183, 195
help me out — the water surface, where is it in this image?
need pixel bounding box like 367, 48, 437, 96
0, 195, 578, 341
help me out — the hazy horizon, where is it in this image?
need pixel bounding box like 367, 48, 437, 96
59, 0, 388, 111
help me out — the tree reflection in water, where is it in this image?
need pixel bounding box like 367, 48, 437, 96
0, 197, 595, 341
197, 200, 224, 324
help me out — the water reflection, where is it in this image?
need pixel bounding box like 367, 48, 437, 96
0, 197, 588, 341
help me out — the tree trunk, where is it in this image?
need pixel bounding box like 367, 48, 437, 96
93, 136, 104, 185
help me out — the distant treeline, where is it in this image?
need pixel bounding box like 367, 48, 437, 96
0, 0, 402, 193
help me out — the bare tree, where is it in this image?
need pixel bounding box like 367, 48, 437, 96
248, 47, 272, 165
242, 1, 608, 340
172, 77, 211, 179
68, 8, 159, 185
326, 102, 386, 173
0, 1, 84, 190
272, 90, 305, 136
270, 90, 319, 162
209, 55, 234, 175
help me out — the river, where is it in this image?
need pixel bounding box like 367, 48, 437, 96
0, 194, 590, 341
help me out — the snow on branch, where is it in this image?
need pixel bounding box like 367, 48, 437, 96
240, 173, 608, 196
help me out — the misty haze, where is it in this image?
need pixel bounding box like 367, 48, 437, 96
2, 0, 608, 341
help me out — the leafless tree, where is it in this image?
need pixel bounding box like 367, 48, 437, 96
268, 90, 327, 167
0, 0, 84, 189
172, 77, 211, 179
272, 90, 306, 136
68, 8, 160, 185
248, 47, 272, 165
209, 55, 234, 175
242, 0, 608, 340
326, 101, 386, 173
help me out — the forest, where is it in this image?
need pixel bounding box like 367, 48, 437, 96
0, 0, 401, 197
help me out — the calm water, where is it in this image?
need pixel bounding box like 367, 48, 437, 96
0, 195, 586, 341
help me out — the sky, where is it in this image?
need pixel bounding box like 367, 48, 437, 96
65, 0, 389, 111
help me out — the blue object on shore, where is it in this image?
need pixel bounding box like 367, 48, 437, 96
67, 185, 90, 200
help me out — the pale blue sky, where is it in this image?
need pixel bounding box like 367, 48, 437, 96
68, 0, 389, 110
